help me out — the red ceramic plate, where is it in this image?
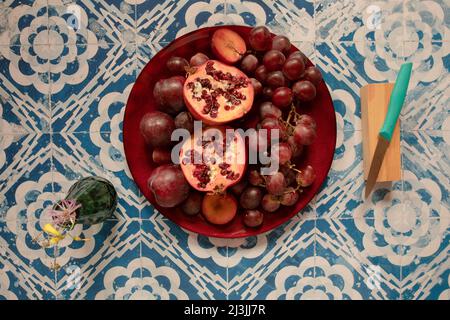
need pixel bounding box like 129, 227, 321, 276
124, 26, 336, 238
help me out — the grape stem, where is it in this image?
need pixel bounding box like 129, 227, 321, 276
184, 65, 198, 76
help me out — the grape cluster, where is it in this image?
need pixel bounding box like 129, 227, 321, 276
234, 26, 321, 228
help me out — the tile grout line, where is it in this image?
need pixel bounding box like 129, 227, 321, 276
313, 209, 317, 280
226, 245, 229, 300
134, 14, 144, 290
139, 217, 144, 291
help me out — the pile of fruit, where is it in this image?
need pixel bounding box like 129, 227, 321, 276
139, 26, 321, 229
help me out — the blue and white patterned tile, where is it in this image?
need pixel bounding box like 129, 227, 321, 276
264, 254, 316, 299
315, 219, 401, 299
136, 0, 226, 44
315, 42, 364, 131
56, 220, 141, 299
0, 134, 53, 221
136, 42, 160, 77
316, 41, 405, 131
0, 256, 21, 299
401, 216, 449, 300
228, 217, 315, 299
141, 218, 226, 299
48, 0, 136, 45
402, 41, 449, 131
0, 133, 57, 299
139, 254, 189, 300
244, 219, 315, 300
50, 43, 135, 132
404, 0, 449, 43
314, 130, 400, 219
0, 45, 50, 133
402, 131, 450, 216
315, 0, 403, 43
0, 0, 49, 46
0, 220, 57, 299
51, 133, 140, 220
225, 0, 314, 42
314, 129, 362, 218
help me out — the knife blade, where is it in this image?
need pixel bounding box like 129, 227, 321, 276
365, 62, 412, 198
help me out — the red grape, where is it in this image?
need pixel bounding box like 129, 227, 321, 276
249, 170, 265, 186
262, 86, 274, 99
272, 142, 292, 165
190, 53, 209, 67
243, 210, 264, 228
153, 76, 186, 115
255, 65, 268, 83
241, 54, 259, 74
265, 172, 286, 196
280, 187, 299, 206
166, 56, 189, 75
292, 80, 316, 101
296, 165, 316, 187
181, 192, 203, 215
288, 51, 308, 65
280, 165, 297, 186
263, 50, 286, 72
261, 117, 287, 141
230, 179, 248, 195
261, 194, 280, 212
266, 71, 287, 88
248, 26, 272, 51
140, 112, 175, 148
272, 87, 293, 109
272, 35, 291, 54
296, 114, 316, 130
152, 148, 172, 164
303, 66, 322, 85
240, 186, 263, 209
250, 78, 263, 96
282, 57, 305, 81
259, 101, 282, 119
293, 123, 316, 145
174, 111, 194, 133
287, 135, 304, 158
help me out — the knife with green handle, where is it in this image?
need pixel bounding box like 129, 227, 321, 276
365, 62, 412, 198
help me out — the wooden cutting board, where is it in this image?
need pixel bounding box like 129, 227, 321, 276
361, 83, 401, 182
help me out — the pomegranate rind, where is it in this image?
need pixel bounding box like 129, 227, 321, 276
179, 126, 247, 193
211, 28, 246, 64
183, 60, 254, 125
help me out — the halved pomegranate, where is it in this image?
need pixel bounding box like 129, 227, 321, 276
179, 126, 246, 193
183, 60, 254, 125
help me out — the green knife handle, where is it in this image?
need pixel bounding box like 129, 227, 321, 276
379, 62, 413, 141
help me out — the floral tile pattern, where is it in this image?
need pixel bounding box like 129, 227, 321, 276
141, 218, 227, 300
0, 0, 449, 300
56, 220, 141, 299
228, 218, 315, 299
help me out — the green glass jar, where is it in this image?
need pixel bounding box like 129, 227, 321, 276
64, 176, 117, 225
